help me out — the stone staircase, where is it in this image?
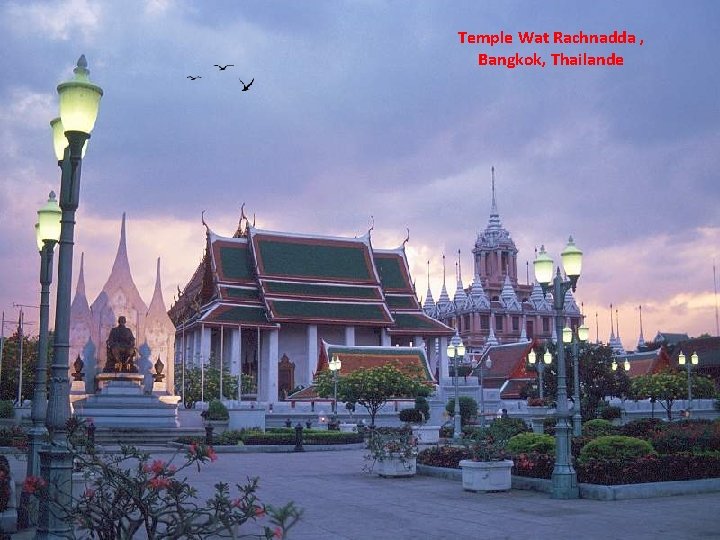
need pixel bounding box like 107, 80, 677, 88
92, 426, 205, 445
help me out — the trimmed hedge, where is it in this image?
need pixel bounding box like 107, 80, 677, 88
399, 408, 424, 423
506, 433, 555, 455
578, 436, 656, 464
648, 421, 720, 454
618, 418, 665, 438
582, 419, 615, 438
512, 452, 554, 479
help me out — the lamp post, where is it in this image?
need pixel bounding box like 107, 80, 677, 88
329, 354, 342, 415
477, 354, 492, 429
528, 347, 552, 400
27, 193, 62, 482
563, 323, 589, 437
38, 55, 102, 539
533, 237, 583, 499
678, 351, 699, 411
446, 332, 465, 441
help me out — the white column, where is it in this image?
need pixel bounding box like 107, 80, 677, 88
439, 335, 449, 379
307, 325, 318, 385
381, 328, 391, 346
200, 325, 212, 365
262, 329, 279, 404
229, 327, 241, 378
345, 326, 355, 346
414, 336, 425, 349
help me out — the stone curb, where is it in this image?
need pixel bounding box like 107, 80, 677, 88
168, 442, 366, 453
417, 464, 720, 500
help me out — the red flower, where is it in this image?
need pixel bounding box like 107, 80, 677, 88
22, 475, 48, 494
273, 526, 283, 538
230, 498, 243, 508
254, 505, 266, 517
207, 447, 218, 462
84, 488, 96, 498
148, 476, 171, 490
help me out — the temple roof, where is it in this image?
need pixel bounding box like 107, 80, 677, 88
474, 168, 517, 254
173, 222, 452, 335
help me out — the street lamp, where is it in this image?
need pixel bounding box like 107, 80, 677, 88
678, 351, 699, 411
39, 55, 102, 539
477, 355, 492, 429
27, 193, 62, 482
528, 346, 552, 400
563, 322, 589, 437
611, 357, 630, 372
446, 332, 465, 441
329, 354, 342, 415
533, 237, 583, 499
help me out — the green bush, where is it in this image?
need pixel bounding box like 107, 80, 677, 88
487, 417, 530, 443
399, 408, 424, 423
506, 433, 555, 455
543, 416, 557, 436
0, 400, 13, 419
598, 405, 622, 421
415, 396, 430, 421
204, 400, 229, 421
578, 435, 656, 464
417, 445, 470, 469
445, 396, 478, 425
618, 418, 664, 438
582, 419, 616, 438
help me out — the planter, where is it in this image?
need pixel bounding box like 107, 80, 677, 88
339, 423, 357, 433
374, 456, 417, 478
459, 459, 514, 492
412, 425, 440, 444
0, 474, 17, 534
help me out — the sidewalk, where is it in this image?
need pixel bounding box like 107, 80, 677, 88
11, 448, 720, 539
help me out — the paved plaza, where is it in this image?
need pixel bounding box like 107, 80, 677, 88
147, 447, 718, 540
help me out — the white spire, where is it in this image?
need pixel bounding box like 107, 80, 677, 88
109, 212, 133, 283
70, 252, 91, 316
436, 254, 452, 316
453, 250, 468, 308
466, 265, 490, 310
500, 274, 521, 311
563, 289, 580, 314
423, 260, 436, 316
486, 311, 499, 347
519, 313, 527, 342
637, 305, 646, 349
147, 258, 168, 316
529, 281, 551, 311
488, 166, 501, 231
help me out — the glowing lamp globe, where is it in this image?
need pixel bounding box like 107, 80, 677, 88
691, 352, 699, 365
562, 326, 572, 344
561, 236, 583, 278
543, 349, 552, 365
578, 325, 590, 342
533, 245, 554, 286
36, 191, 62, 249
57, 55, 103, 135
679, 351, 686, 365
528, 349, 537, 364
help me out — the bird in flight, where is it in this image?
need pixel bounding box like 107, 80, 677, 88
214, 64, 234, 70
187, 75, 202, 80
239, 78, 254, 91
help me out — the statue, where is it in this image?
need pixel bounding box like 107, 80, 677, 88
104, 316, 138, 373
72, 355, 85, 382
153, 357, 165, 383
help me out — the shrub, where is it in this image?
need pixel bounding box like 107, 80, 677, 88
543, 416, 557, 436
618, 418, 664, 438
506, 433, 555, 455
415, 396, 430, 421
571, 435, 594, 459
598, 405, 622, 421
0, 455, 10, 512
648, 421, 720, 454
416, 445, 470, 469
487, 417, 530, 443
576, 453, 720, 485
578, 435, 656, 464
203, 400, 229, 421
582, 419, 616, 438
0, 426, 27, 449
399, 408, 424, 424
445, 396, 478, 425
512, 452, 554, 479
0, 400, 13, 419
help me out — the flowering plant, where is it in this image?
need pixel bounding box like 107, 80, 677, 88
24, 419, 302, 539
364, 428, 418, 472
464, 432, 510, 462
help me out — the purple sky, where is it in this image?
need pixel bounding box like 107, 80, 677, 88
1, 1, 718, 350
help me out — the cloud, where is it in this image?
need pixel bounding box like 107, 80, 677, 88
4, 0, 103, 42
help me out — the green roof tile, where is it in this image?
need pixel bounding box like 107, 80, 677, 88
264, 281, 381, 300
385, 295, 418, 310
222, 287, 261, 302
268, 300, 390, 323
218, 245, 253, 281
374, 255, 409, 290
211, 305, 269, 324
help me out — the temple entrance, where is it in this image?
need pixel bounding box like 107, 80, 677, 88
278, 354, 295, 400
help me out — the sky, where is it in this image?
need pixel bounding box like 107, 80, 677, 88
0, 0, 718, 350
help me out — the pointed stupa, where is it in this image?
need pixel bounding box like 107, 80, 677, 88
612, 308, 626, 354
519, 314, 528, 342
529, 281, 551, 311
90, 213, 149, 369
69, 252, 94, 386
563, 289, 580, 314
144, 258, 177, 395
466, 266, 490, 310
500, 274, 521, 311
609, 304, 616, 343
436, 254, 453, 316
637, 305, 646, 350
486, 312, 499, 347
71, 253, 91, 315
453, 251, 468, 309
422, 260, 437, 317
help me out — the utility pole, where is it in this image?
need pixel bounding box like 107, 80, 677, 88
0, 311, 5, 393
16, 308, 24, 404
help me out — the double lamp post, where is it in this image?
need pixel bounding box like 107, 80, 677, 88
33, 55, 102, 539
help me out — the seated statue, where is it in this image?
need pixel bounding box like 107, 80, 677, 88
104, 316, 138, 373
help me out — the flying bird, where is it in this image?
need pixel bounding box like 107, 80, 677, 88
214, 64, 234, 70
239, 78, 254, 91
187, 75, 202, 80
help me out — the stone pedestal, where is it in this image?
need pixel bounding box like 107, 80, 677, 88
72, 373, 178, 428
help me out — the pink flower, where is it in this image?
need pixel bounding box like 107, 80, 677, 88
230, 498, 242, 508
22, 475, 48, 494
254, 505, 266, 517
84, 488, 96, 498
167, 464, 177, 474
207, 447, 218, 462
148, 476, 171, 490
150, 459, 166, 474
189, 442, 198, 456
273, 526, 283, 539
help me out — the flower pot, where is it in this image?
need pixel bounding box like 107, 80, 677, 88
459, 459, 513, 492
375, 456, 416, 478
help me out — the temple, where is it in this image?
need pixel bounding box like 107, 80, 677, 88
168, 211, 454, 404
425, 168, 583, 360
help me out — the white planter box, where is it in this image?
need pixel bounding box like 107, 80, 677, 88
459, 459, 514, 492
412, 425, 440, 444
375, 456, 416, 478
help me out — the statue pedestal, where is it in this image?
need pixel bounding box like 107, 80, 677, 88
72, 373, 178, 428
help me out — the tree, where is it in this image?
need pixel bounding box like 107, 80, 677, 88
178, 367, 239, 409
0, 331, 43, 403
629, 370, 716, 420
538, 343, 631, 419
315, 364, 430, 427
